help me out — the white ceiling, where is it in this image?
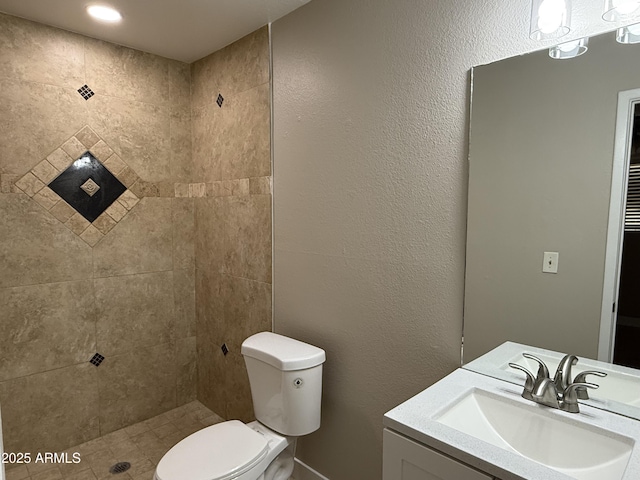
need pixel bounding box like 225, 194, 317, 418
0, 0, 311, 63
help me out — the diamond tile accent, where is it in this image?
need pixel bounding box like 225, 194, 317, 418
216, 93, 224, 107
80, 178, 101, 197
48, 151, 126, 222
90, 353, 105, 367
18, 126, 149, 248
78, 84, 95, 100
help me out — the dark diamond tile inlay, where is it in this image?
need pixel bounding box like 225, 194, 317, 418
221, 343, 229, 355
48, 151, 126, 222
78, 84, 95, 100
216, 93, 224, 107
90, 353, 105, 367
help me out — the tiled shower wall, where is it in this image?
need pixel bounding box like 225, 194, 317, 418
0, 13, 270, 455
192, 27, 272, 422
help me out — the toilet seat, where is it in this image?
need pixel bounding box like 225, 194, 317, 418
155, 420, 269, 480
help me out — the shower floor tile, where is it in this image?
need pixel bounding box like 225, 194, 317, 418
5, 401, 224, 480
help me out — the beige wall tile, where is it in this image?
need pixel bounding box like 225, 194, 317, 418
93, 198, 173, 278
0, 364, 100, 455
222, 275, 271, 353
190, 104, 220, 183
194, 198, 226, 275
103, 153, 127, 175
172, 198, 195, 270
1, 173, 19, 193
104, 200, 127, 222
0, 195, 92, 288
174, 268, 196, 339
176, 336, 197, 405
98, 344, 177, 434
191, 26, 269, 105
87, 95, 170, 183
225, 352, 254, 423
85, 38, 171, 107
169, 60, 191, 111
170, 110, 193, 183
95, 271, 175, 357
249, 176, 272, 195
0, 13, 85, 89
0, 281, 96, 382
118, 189, 140, 210
219, 83, 271, 180
224, 195, 272, 283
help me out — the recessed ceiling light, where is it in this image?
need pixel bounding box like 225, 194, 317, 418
87, 5, 122, 23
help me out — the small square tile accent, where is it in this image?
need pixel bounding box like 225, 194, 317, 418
216, 93, 224, 107
15, 172, 45, 197
105, 200, 128, 222
80, 178, 101, 197
80, 224, 104, 247
32, 159, 60, 184
47, 148, 73, 171
117, 190, 140, 210
221, 343, 229, 355
116, 167, 140, 188
90, 140, 114, 163
65, 212, 91, 236
33, 187, 60, 210
76, 126, 101, 149
78, 84, 95, 100
49, 200, 76, 223
174, 183, 189, 198
90, 353, 105, 367
48, 151, 127, 222
93, 213, 118, 235
103, 154, 127, 175
62, 137, 88, 160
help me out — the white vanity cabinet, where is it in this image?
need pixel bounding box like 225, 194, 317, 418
383, 428, 495, 480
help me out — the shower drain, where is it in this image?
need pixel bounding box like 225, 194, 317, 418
109, 462, 131, 474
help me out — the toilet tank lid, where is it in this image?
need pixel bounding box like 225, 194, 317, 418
241, 332, 326, 371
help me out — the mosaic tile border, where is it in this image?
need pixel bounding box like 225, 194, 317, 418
11, 126, 142, 247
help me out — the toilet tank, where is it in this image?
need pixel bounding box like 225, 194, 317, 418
241, 332, 326, 436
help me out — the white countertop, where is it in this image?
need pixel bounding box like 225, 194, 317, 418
383, 368, 640, 480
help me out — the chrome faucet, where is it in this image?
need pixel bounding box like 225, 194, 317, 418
509, 353, 600, 413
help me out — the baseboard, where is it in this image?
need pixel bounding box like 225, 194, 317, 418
292, 458, 330, 480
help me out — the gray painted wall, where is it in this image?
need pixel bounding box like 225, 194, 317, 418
465, 33, 640, 362
271, 1, 634, 478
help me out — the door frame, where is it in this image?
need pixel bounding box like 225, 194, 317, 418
599, 88, 640, 361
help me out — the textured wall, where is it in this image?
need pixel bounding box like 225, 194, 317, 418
0, 13, 196, 455
271, 0, 637, 478
192, 27, 273, 422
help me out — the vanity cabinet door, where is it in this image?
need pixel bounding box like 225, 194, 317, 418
383, 429, 493, 480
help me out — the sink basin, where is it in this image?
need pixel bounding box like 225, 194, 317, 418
435, 388, 634, 480
506, 353, 640, 407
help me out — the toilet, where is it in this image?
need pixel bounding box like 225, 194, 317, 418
154, 332, 326, 480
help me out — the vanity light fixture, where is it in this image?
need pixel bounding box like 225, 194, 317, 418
86, 5, 122, 23
530, 0, 571, 40
616, 22, 640, 43
549, 37, 589, 59
603, 0, 640, 21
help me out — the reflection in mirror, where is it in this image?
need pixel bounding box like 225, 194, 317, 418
463, 28, 640, 418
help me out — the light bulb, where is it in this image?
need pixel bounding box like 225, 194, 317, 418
613, 0, 640, 14
87, 5, 122, 23
557, 39, 581, 52
538, 0, 565, 34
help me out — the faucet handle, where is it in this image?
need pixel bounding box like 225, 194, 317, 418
561, 382, 598, 413
509, 363, 535, 400
554, 354, 579, 392
522, 353, 550, 381
573, 371, 607, 400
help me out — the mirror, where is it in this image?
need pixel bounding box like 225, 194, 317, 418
463, 29, 640, 418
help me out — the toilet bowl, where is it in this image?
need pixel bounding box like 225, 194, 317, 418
154, 332, 325, 480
